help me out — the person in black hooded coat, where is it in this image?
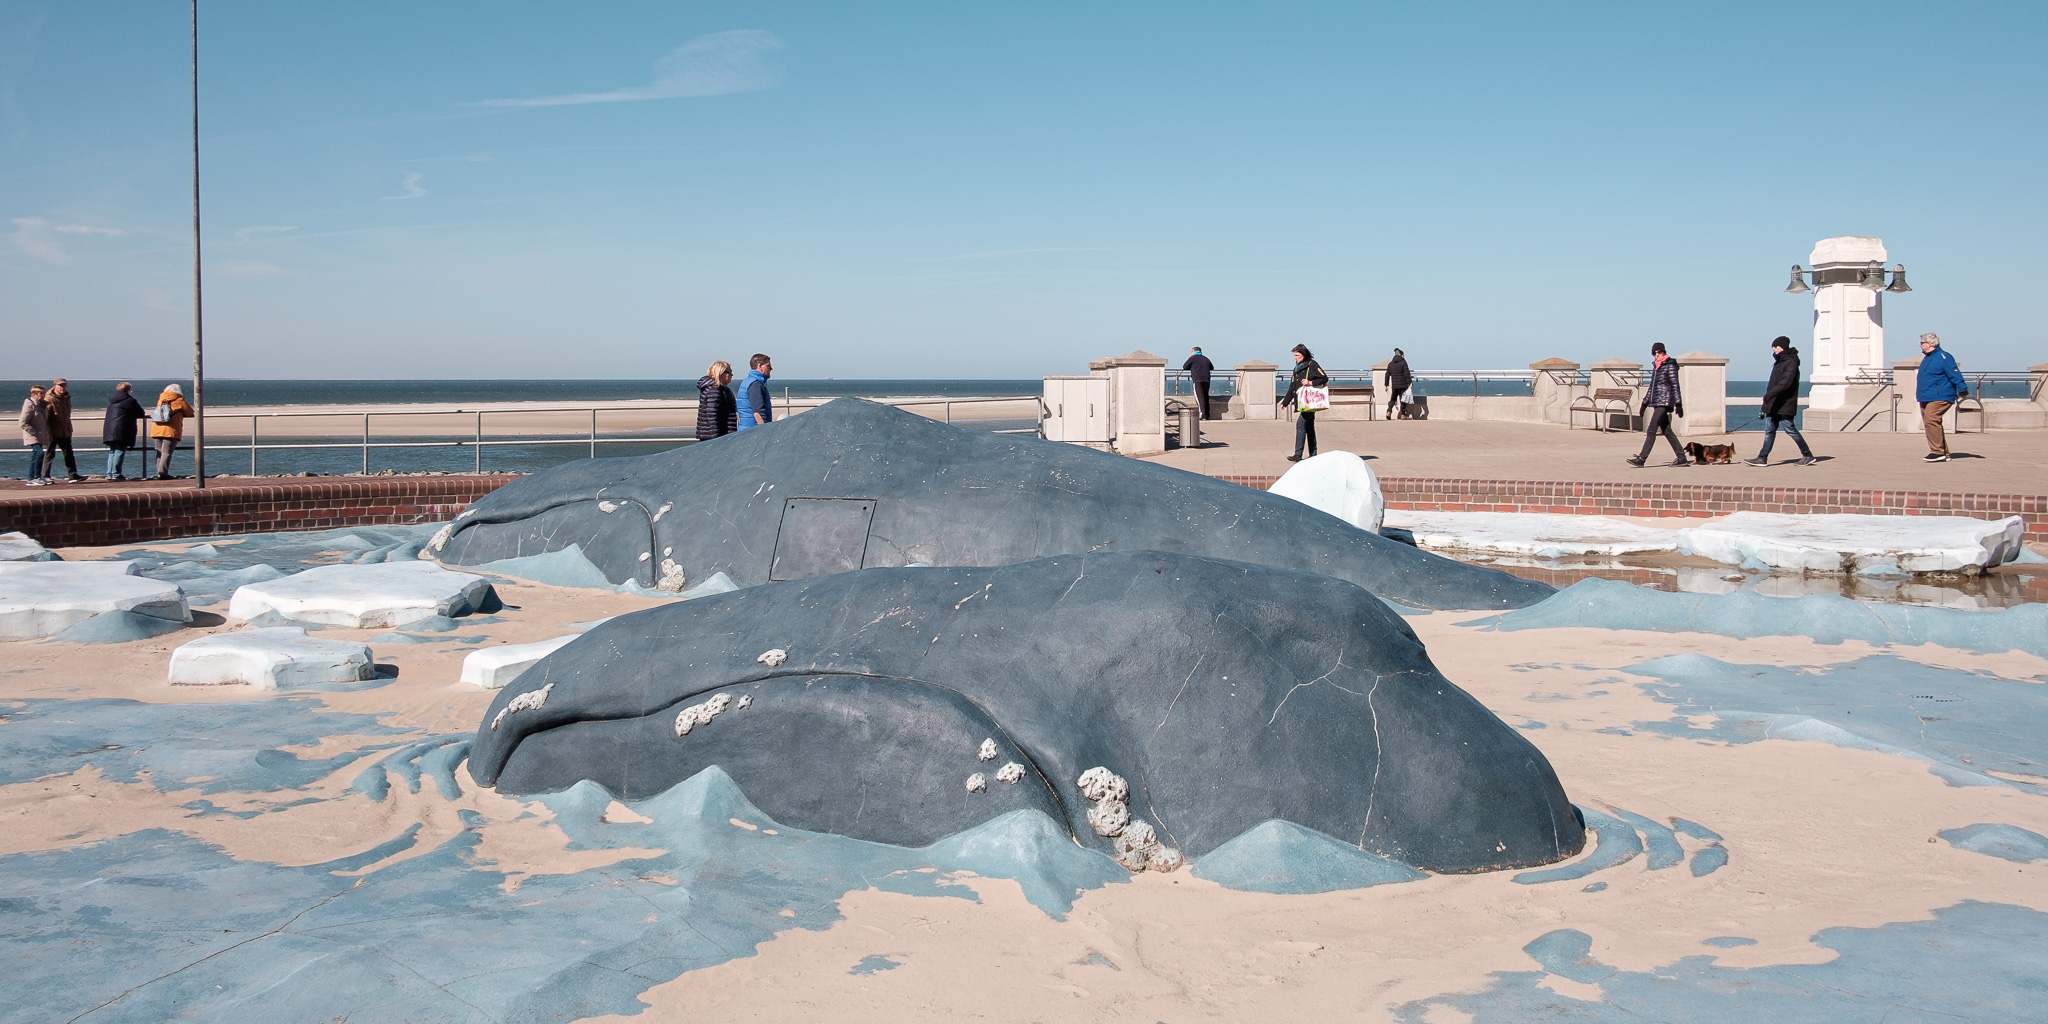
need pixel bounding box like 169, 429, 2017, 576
100, 383, 147, 480
696, 361, 738, 441
1746, 336, 1815, 466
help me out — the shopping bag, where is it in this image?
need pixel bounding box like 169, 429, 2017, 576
1297, 385, 1329, 413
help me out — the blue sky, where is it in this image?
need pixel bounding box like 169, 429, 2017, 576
2, 1, 2042, 380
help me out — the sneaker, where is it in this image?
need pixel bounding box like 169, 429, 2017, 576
1667, 458, 1692, 467
24, 478, 47, 487
1793, 456, 1817, 466
1923, 453, 1949, 463
1743, 457, 1768, 467
1625, 455, 1646, 468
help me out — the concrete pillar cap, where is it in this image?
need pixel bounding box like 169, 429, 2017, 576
2029, 362, 2048, 373
1673, 351, 1729, 365
1233, 360, 1278, 371
1099, 350, 1167, 367
1529, 357, 1580, 370
1891, 358, 1922, 370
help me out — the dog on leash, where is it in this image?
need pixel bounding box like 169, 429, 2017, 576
1684, 442, 1736, 465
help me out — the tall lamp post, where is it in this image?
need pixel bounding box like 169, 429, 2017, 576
190, 0, 206, 488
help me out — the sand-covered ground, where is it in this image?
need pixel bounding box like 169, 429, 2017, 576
4, 532, 2046, 1022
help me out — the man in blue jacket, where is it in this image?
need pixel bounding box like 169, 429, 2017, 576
1915, 333, 1966, 463
734, 353, 773, 431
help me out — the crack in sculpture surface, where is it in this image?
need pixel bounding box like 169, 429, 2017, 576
433, 399, 1552, 612
470, 552, 1585, 873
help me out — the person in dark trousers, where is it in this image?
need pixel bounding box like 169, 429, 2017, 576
1746, 337, 1815, 466
1627, 343, 1689, 467
1283, 343, 1329, 462
1915, 332, 1967, 463
696, 361, 738, 441
45, 378, 83, 482
1384, 348, 1412, 419
1182, 347, 1215, 419
734, 354, 774, 431
101, 382, 146, 480
18, 384, 51, 485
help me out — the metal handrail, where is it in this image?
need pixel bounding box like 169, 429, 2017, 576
1, 395, 1037, 475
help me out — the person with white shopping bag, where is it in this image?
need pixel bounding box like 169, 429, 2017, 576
1283, 343, 1330, 462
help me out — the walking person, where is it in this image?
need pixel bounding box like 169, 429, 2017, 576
1283, 343, 1329, 462
1183, 347, 1215, 419
147, 384, 193, 479
102, 383, 146, 480
1384, 347, 1412, 420
1626, 342, 1690, 467
734, 354, 774, 431
1915, 333, 1967, 463
18, 384, 51, 485
696, 361, 738, 441
1745, 337, 1816, 466
45, 378, 84, 482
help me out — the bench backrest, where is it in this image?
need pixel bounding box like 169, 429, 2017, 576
1592, 388, 1633, 401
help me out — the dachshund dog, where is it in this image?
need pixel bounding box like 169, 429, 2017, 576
1684, 442, 1736, 465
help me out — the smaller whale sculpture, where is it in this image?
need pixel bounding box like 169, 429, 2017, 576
432, 398, 1553, 611
470, 551, 1585, 874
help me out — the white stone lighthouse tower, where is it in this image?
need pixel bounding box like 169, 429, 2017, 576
1805, 235, 1888, 411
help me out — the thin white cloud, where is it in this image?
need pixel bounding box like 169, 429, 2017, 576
52, 223, 125, 237
234, 224, 298, 242
219, 259, 286, 277
8, 217, 71, 264
381, 173, 427, 200
470, 30, 782, 108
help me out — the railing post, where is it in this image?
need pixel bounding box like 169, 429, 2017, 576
590, 409, 597, 459
475, 411, 483, 473
249, 415, 257, 476
945, 401, 952, 425
361, 412, 370, 475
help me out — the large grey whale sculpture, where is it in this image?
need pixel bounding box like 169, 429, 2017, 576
470, 551, 1586, 873
432, 398, 1551, 611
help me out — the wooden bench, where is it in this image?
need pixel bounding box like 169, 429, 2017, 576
1324, 384, 1378, 421
1569, 388, 1634, 432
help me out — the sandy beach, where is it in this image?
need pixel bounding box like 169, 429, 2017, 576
6, 525, 2045, 1021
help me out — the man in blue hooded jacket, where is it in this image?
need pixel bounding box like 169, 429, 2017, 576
1915, 333, 1966, 463
734, 353, 773, 431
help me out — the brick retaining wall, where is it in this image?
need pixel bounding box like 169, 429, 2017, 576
1208, 474, 2048, 543
2, 472, 2041, 549
0, 476, 517, 548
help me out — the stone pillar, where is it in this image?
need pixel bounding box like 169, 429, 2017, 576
2032, 362, 2048, 408
1234, 360, 1278, 420
1889, 356, 1923, 434
1590, 358, 1643, 432
1098, 350, 1167, 455
1529, 357, 1581, 424
1807, 236, 1889, 411
1672, 351, 1728, 436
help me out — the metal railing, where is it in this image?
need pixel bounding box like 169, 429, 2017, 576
1, 395, 1037, 477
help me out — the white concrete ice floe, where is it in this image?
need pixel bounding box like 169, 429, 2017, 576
226, 561, 495, 628
1382, 510, 1682, 559
0, 531, 58, 561
167, 627, 375, 690
1267, 451, 1384, 533
461, 635, 578, 690
1677, 511, 2027, 575
0, 561, 189, 640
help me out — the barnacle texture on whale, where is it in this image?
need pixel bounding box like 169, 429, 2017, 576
469, 551, 1584, 873
433, 398, 1551, 611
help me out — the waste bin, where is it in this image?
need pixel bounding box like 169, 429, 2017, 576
1176, 403, 1201, 448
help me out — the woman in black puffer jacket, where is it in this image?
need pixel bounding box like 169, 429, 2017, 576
696, 362, 738, 441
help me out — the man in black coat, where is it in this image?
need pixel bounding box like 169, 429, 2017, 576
101, 383, 146, 480
1182, 347, 1215, 419
1746, 336, 1816, 466
1384, 348, 1412, 419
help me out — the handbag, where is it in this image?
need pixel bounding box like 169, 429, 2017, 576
150, 403, 173, 424
1297, 385, 1329, 413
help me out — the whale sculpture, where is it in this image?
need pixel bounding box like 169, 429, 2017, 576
431, 398, 1552, 611
469, 551, 1586, 874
